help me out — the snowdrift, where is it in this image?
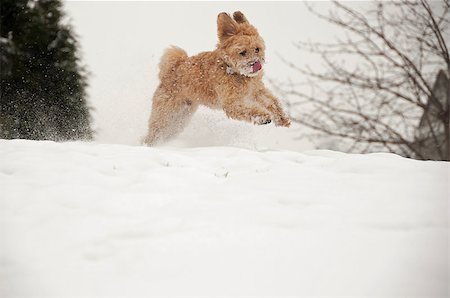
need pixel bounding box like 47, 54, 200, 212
0, 140, 448, 296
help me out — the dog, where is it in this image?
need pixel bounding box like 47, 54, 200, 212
143, 11, 291, 146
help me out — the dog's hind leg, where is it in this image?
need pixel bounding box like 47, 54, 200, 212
143, 88, 198, 146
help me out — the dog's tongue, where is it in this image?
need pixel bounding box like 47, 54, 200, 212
252, 61, 262, 73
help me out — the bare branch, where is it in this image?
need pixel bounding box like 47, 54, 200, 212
274, 0, 449, 160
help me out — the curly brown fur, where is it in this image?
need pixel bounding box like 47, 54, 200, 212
143, 11, 290, 146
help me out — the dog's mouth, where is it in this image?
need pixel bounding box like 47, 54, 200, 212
236, 60, 264, 77
251, 61, 262, 73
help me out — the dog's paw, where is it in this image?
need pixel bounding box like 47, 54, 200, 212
274, 116, 291, 127
252, 115, 272, 125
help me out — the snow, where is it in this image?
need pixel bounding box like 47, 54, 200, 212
0, 139, 448, 297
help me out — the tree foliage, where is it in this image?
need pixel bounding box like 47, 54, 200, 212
0, 0, 93, 141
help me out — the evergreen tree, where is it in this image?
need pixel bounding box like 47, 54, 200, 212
0, 0, 93, 141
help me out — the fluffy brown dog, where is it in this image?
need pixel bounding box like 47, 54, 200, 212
143, 11, 290, 146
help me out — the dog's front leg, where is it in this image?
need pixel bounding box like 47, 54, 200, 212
222, 97, 272, 125
256, 88, 291, 127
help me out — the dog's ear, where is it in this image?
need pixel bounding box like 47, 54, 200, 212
233, 11, 249, 24
217, 12, 238, 42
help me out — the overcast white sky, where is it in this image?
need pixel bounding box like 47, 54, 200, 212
64, 1, 358, 150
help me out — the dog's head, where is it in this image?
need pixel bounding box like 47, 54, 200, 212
217, 11, 265, 77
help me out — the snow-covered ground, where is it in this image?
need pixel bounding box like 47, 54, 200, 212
0, 139, 448, 297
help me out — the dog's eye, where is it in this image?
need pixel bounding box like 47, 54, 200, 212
239, 50, 247, 56
255, 47, 260, 53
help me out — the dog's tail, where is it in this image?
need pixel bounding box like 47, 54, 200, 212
159, 46, 188, 81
